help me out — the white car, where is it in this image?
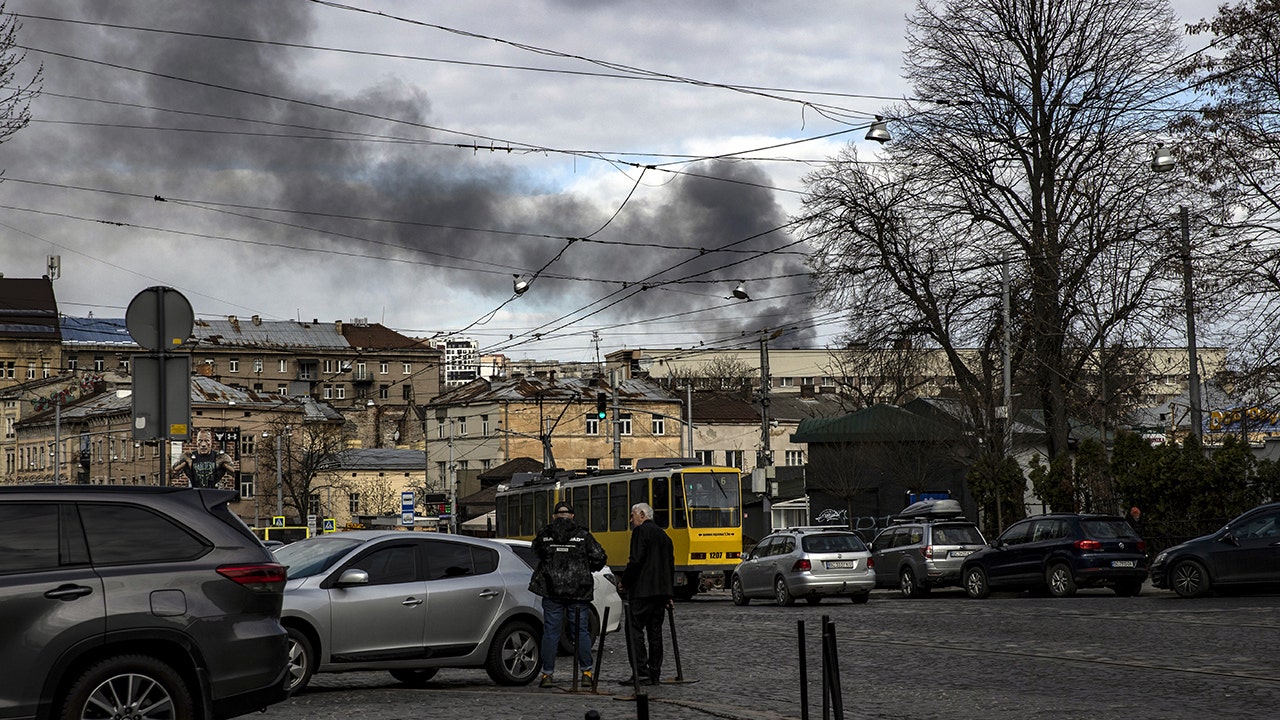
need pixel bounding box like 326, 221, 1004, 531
494, 538, 624, 649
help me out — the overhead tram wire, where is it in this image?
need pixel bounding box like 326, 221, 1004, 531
12, 11, 888, 124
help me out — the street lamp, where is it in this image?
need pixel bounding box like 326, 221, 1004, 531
1149, 145, 1202, 441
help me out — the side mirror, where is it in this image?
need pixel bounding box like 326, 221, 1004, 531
1218, 531, 1239, 547
336, 568, 370, 585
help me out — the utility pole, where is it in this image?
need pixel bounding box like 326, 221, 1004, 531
758, 334, 773, 470
610, 369, 621, 468
1180, 205, 1202, 441
1000, 253, 1012, 531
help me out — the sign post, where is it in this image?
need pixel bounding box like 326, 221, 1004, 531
126, 287, 194, 487
401, 490, 415, 527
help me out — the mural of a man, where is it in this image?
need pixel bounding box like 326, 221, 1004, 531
171, 428, 238, 489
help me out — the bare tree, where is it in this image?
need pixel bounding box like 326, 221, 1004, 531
824, 335, 936, 411
257, 417, 347, 524
0, 3, 38, 157
802, 0, 1190, 462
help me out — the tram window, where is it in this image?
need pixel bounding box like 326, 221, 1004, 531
671, 473, 686, 529
534, 490, 549, 532
590, 484, 608, 533
570, 486, 589, 528
610, 481, 629, 532
629, 477, 648, 508
519, 493, 534, 536
651, 476, 670, 528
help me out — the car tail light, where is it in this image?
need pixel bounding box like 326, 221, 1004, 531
1136, 540, 1146, 552
1074, 539, 1102, 551
218, 563, 287, 592
867, 556, 874, 569
792, 558, 812, 572
922, 545, 934, 560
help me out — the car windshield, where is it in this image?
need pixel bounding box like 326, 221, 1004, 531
933, 525, 984, 545
1080, 519, 1140, 540
273, 537, 363, 578
802, 533, 866, 554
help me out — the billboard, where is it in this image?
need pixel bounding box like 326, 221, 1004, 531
170, 426, 240, 489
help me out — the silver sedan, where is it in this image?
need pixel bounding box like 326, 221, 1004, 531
273, 530, 543, 692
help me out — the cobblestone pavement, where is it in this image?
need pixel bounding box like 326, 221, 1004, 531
271, 585, 1280, 720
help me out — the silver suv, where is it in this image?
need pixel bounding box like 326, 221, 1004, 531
274, 531, 544, 691
730, 527, 875, 606
0, 485, 290, 720
871, 499, 986, 598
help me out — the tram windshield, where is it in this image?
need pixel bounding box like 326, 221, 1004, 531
680, 470, 741, 528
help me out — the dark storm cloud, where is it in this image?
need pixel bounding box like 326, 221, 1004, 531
4, 0, 816, 344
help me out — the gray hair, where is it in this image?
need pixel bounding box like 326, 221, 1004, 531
631, 502, 654, 520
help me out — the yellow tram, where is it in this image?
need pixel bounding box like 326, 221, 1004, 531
495, 459, 743, 599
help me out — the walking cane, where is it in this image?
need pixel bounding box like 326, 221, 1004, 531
590, 606, 610, 694
664, 603, 698, 684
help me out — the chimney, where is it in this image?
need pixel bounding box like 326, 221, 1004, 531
251, 315, 261, 325
335, 320, 343, 334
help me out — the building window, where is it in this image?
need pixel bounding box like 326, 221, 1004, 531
403, 362, 412, 374
458, 417, 467, 436
335, 385, 346, 400
279, 359, 288, 373
239, 474, 255, 499
778, 377, 794, 387
585, 416, 600, 435
586, 458, 600, 471
253, 358, 264, 373
618, 414, 632, 436
726, 450, 744, 469
241, 434, 256, 456
120, 358, 130, 373
379, 384, 390, 399
651, 415, 665, 435
26, 362, 35, 379
380, 361, 389, 374
785, 450, 804, 466
481, 415, 489, 436
401, 385, 412, 401
821, 376, 835, 387
695, 450, 713, 465
3, 361, 13, 378
482, 459, 492, 471
4, 417, 13, 439
94, 355, 105, 372
323, 359, 334, 374
277, 384, 289, 395
67, 355, 78, 370
436, 462, 447, 485
349, 492, 362, 514
229, 358, 239, 373
323, 384, 333, 399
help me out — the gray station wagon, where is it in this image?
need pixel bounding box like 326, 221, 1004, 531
730, 527, 875, 605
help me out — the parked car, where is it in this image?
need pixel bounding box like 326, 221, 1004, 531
729, 526, 875, 605
493, 537, 624, 648
0, 485, 291, 720
273, 531, 543, 692
961, 513, 1147, 598
1150, 501, 1280, 598
871, 499, 987, 598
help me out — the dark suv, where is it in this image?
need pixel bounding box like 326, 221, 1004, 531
960, 513, 1147, 598
0, 485, 291, 720
871, 500, 986, 598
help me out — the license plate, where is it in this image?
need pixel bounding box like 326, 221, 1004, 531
826, 560, 856, 569
950, 550, 973, 558
1111, 560, 1136, 568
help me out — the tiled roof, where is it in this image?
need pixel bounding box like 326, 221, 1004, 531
0, 278, 59, 340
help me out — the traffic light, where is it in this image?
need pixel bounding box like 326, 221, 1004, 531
595, 392, 608, 420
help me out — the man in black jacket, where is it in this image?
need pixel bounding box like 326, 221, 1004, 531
530, 501, 607, 688
621, 502, 675, 685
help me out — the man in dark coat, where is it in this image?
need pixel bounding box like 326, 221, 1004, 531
530, 501, 607, 688
621, 501, 675, 685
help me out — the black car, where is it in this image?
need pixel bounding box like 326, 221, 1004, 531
961, 513, 1148, 598
0, 485, 291, 720
1150, 502, 1280, 598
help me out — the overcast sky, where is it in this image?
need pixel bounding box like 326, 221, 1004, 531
0, 0, 1220, 364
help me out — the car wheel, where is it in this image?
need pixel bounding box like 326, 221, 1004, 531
485, 620, 540, 685
900, 567, 923, 599
774, 576, 795, 607
1113, 580, 1143, 597
1046, 563, 1077, 598
849, 592, 870, 605
59, 654, 195, 720
964, 566, 990, 599
285, 627, 315, 694
730, 575, 750, 606
389, 668, 439, 687
1171, 559, 1211, 598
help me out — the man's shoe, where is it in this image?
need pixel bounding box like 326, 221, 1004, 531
617, 673, 649, 685
581, 669, 593, 685
539, 673, 554, 688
